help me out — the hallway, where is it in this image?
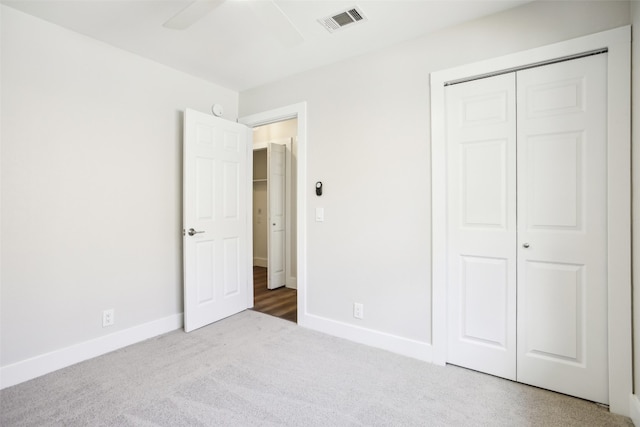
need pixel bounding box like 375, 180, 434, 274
252, 266, 297, 322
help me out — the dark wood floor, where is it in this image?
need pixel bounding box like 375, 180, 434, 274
252, 266, 297, 323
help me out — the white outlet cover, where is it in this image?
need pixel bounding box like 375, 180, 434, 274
102, 309, 115, 327
353, 303, 364, 319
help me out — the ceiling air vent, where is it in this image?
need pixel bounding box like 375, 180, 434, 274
319, 7, 367, 33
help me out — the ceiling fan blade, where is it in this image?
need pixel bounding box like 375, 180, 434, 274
163, 0, 225, 30
247, 0, 304, 48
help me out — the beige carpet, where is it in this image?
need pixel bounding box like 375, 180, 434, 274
0, 310, 633, 426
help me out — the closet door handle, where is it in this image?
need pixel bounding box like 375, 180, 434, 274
523, 243, 530, 249
187, 228, 205, 236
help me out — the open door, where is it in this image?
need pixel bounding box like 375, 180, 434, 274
268, 142, 286, 289
183, 108, 252, 332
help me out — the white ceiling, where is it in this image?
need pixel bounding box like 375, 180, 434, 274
2, 0, 532, 91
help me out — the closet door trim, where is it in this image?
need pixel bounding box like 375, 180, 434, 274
444, 48, 607, 87
430, 25, 631, 415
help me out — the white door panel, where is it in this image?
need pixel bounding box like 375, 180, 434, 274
516, 54, 608, 404
522, 262, 583, 359
526, 133, 582, 229
459, 256, 509, 346
184, 109, 251, 332
268, 142, 286, 289
446, 73, 517, 380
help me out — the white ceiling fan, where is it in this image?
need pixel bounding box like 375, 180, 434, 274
163, 0, 304, 47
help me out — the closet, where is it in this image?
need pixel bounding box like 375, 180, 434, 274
445, 53, 608, 403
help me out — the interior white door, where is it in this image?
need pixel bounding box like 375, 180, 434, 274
183, 108, 252, 332
267, 142, 286, 289
516, 54, 608, 404
445, 73, 517, 380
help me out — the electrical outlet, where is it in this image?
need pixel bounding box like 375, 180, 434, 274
102, 309, 115, 327
353, 303, 364, 319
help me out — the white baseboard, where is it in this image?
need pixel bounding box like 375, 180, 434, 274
629, 394, 640, 425
253, 257, 267, 267
0, 313, 183, 390
299, 312, 433, 363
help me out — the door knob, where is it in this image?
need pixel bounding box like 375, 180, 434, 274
523, 243, 530, 248
187, 228, 204, 236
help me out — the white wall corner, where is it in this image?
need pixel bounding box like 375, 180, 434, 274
299, 312, 433, 363
0, 313, 183, 390
629, 394, 640, 425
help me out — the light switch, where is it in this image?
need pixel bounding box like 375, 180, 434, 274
315, 207, 324, 222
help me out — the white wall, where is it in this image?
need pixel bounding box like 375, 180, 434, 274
239, 1, 631, 344
631, 0, 640, 398
253, 119, 298, 141
0, 6, 238, 367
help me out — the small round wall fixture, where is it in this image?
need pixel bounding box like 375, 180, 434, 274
211, 104, 224, 117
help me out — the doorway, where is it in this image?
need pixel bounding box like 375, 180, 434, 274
251, 119, 298, 322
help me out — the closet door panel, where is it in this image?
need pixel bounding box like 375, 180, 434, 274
267, 143, 286, 289
461, 139, 507, 228
527, 132, 582, 230
516, 54, 608, 404
445, 73, 517, 380
523, 261, 584, 360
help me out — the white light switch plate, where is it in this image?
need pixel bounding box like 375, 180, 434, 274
315, 207, 324, 222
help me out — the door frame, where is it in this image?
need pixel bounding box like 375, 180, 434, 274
430, 26, 631, 415
240, 102, 307, 323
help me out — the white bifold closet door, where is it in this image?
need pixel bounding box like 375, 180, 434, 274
445, 72, 518, 381
445, 53, 608, 404
267, 142, 286, 289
